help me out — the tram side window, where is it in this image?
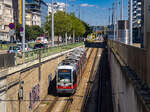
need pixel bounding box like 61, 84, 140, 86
73, 71, 77, 85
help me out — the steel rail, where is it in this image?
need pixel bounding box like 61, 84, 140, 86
62, 48, 94, 112
81, 48, 99, 112
45, 97, 59, 112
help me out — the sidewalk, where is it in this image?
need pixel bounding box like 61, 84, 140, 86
0, 50, 7, 54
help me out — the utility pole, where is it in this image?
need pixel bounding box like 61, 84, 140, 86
112, 3, 114, 25
109, 8, 111, 25
116, 0, 119, 40
72, 0, 75, 43
113, 2, 116, 40
79, 5, 81, 20
121, 0, 123, 20
65, 0, 68, 45
65, 0, 67, 12
22, 0, 25, 52
129, 0, 133, 45
51, 0, 54, 47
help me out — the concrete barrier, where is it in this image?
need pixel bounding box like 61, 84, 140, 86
108, 46, 149, 112
0, 46, 83, 112
0, 53, 15, 68
108, 40, 148, 86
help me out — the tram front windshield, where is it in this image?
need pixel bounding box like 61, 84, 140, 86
58, 69, 72, 83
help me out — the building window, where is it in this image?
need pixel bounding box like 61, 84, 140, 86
2, 25, 4, 30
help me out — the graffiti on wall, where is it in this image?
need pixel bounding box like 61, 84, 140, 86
29, 84, 40, 110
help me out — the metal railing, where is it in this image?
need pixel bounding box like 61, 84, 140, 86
0, 42, 83, 68
15, 45, 70, 65
108, 40, 148, 86
0, 53, 15, 68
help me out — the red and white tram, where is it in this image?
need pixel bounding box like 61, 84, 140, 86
56, 48, 87, 94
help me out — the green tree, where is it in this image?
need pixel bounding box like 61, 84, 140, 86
69, 14, 86, 41
45, 11, 86, 42
25, 25, 32, 40
79, 20, 93, 38
15, 24, 22, 41
30, 25, 44, 40
45, 11, 72, 37
16, 24, 44, 41
25, 25, 44, 40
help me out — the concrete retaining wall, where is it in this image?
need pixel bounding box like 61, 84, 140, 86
108, 48, 149, 112
0, 47, 82, 112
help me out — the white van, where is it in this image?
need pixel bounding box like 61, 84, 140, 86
36, 37, 48, 44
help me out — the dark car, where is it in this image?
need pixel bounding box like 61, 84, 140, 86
33, 43, 47, 49
8, 46, 22, 54
2, 41, 10, 44
0, 40, 2, 44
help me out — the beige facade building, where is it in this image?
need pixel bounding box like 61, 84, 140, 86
32, 13, 41, 26
26, 12, 32, 26
48, 2, 66, 15
0, 0, 13, 41
26, 12, 41, 27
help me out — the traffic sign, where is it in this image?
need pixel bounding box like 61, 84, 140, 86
42, 34, 46, 38
9, 23, 15, 29
20, 27, 24, 32
20, 32, 24, 37
9, 29, 15, 36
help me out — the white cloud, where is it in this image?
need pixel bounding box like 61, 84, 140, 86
80, 3, 89, 7
80, 3, 98, 8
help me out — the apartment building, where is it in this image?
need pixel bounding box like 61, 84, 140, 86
0, 0, 13, 41
128, 0, 143, 43
26, 0, 48, 27
133, 0, 142, 28
48, 2, 66, 15
25, 11, 41, 26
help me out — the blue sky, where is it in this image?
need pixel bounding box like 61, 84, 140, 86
45, 0, 129, 26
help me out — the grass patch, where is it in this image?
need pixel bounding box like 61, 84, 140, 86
0, 44, 10, 50
50, 42, 84, 53
16, 42, 84, 65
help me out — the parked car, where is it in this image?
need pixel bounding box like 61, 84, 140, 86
36, 37, 48, 44
33, 43, 47, 49
17, 43, 32, 52
0, 40, 2, 44
8, 46, 22, 54
2, 41, 10, 44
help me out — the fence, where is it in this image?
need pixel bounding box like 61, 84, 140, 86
0, 42, 83, 68
108, 40, 148, 86
0, 53, 15, 68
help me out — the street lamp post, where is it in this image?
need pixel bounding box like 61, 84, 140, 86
116, 0, 119, 40
65, 0, 68, 45
121, 0, 123, 20
129, 0, 133, 45
51, 0, 54, 47
113, 2, 116, 40
22, 0, 25, 52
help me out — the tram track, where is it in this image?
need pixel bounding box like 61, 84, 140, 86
45, 97, 59, 112
81, 48, 99, 112
62, 96, 73, 112
59, 48, 95, 112
69, 48, 99, 112
43, 48, 94, 112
